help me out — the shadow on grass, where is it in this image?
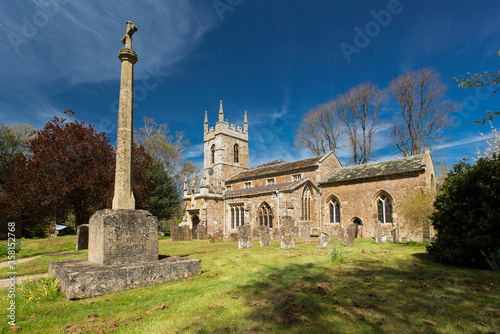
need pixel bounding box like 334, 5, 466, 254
179, 253, 500, 333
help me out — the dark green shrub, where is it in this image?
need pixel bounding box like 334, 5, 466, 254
427, 155, 500, 268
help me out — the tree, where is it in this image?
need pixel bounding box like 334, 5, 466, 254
145, 159, 182, 222
454, 51, 500, 125
398, 187, 436, 241
0, 123, 35, 184
295, 102, 343, 155
476, 121, 500, 158
336, 82, 383, 164
389, 67, 460, 156
427, 155, 500, 268
135, 117, 189, 174
253, 159, 285, 169
0, 110, 155, 237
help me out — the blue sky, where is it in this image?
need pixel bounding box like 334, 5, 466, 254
1, 0, 499, 171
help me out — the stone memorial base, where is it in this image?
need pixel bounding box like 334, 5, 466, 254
49, 209, 201, 299
49, 257, 201, 300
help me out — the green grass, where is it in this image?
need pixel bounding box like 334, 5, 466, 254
1, 237, 499, 333
0, 235, 77, 262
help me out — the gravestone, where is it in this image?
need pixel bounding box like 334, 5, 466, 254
192, 225, 198, 239
253, 227, 261, 241
259, 225, 271, 247
337, 226, 345, 242
197, 223, 207, 240
375, 222, 382, 243
317, 232, 329, 249
76, 224, 89, 251
325, 225, 335, 242
213, 229, 223, 243
294, 226, 299, 238
180, 225, 192, 241
271, 228, 280, 240
392, 223, 401, 243
229, 233, 238, 242
345, 223, 356, 247
238, 224, 252, 249
301, 222, 310, 243
170, 224, 181, 242
280, 216, 295, 250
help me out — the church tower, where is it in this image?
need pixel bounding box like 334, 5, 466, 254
203, 101, 249, 186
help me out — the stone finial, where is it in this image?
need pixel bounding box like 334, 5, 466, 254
219, 100, 224, 122
121, 21, 138, 49
244, 110, 248, 132
204, 110, 208, 132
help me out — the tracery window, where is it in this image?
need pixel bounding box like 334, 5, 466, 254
328, 198, 340, 224
302, 187, 311, 221
258, 202, 273, 228
377, 194, 393, 224
234, 144, 239, 163
231, 204, 245, 229
211, 145, 215, 164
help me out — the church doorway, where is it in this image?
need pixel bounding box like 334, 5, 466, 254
192, 215, 200, 239
352, 218, 362, 238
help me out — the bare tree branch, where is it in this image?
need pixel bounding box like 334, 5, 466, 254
336, 82, 383, 165
389, 68, 461, 156
295, 102, 343, 155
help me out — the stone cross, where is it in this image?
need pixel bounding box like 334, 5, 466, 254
112, 21, 138, 210
121, 21, 138, 49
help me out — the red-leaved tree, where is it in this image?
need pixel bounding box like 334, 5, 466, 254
1, 110, 154, 236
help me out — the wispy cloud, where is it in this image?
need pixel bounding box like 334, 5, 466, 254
0, 1, 219, 123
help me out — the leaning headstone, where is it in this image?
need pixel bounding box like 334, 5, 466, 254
301, 222, 310, 243
238, 224, 252, 249
392, 223, 401, 243
253, 227, 261, 241
271, 228, 280, 240
259, 225, 271, 247
375, 222, 382, 243
76, 224, 89, 250
345, 223, 356, 247
337, 226, 345, 242
197, 223, 207, 240
280, 216, 295, 250
170, 224, 181, 242
229, 233, 238, 242
317, 232, 329, 249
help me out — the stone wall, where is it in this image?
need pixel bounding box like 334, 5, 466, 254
320, 169, 432, 241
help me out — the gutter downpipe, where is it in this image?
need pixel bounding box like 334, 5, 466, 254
223, 195, 226, 237
319, 185, 322, 233
276, 190, 280, 229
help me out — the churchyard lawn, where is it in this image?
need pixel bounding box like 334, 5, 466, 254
1, 237, 498, 333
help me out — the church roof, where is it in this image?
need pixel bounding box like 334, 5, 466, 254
320, 154, 425, 184
225, 155, 325, 183
225, 181, 298, 197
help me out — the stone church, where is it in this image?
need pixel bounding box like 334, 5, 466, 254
183, 101, 436, 241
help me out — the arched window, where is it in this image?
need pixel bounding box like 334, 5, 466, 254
377, 194, 393, 223
231, 204, 245, 228
328, 198, 340, 224
302, 187, 311, 221
258, 202, 273, 228
234, 144, 239, 163
211, 145, 215, 164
